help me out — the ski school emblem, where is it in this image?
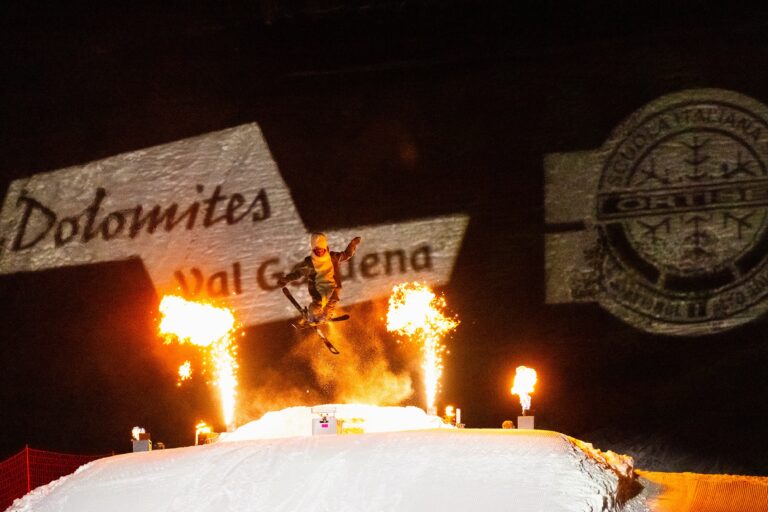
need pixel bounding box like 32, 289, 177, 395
545, 89, 768, 335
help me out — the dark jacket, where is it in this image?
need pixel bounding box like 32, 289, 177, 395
282, 237, 361, 293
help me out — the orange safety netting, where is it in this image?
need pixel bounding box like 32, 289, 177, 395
0, 446, 110, 510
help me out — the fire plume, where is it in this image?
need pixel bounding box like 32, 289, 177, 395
386, 282, 458, 414
159, 295, 239, 429
511, 366, 537, 415
131, 426, 146, 441
178, 360, 192, 383
195, 421, 212, 445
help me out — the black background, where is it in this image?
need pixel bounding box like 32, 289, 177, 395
1, 1, 767, 475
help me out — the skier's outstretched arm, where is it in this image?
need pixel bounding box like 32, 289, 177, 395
278, 259, 311, 286
338, 236, 362, 262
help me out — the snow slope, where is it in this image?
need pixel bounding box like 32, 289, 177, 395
7, 405, 634, 512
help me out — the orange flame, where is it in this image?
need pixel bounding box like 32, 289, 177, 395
511, 366, 537, 415
195, 420, 212, 445
131, 426, 146, 441
177, 360, 192, 383
386, 282, 458, 413
159, 295, 239, 429
444, 405, 456, 425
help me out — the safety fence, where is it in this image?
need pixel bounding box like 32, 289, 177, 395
0, 446, 110, 510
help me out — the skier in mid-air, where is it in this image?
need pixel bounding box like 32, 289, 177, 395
278, 232, 362, 325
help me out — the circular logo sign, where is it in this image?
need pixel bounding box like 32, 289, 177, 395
595, 89, 768, 335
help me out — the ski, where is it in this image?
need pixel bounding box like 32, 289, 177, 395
292, 314, 350, 329
282, 287, 341, 355
312, 327, 341, 355
282, 286, 305, 314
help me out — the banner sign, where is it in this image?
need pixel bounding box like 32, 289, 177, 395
545, 89, 768, 335
0, 124, 468, 326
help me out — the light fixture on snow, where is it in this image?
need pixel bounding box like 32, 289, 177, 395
195, 421, 213, 445
131, 426, 151, 452
444, 405, 456, 425
311, 406, 338, 436
442, 405, 463, 426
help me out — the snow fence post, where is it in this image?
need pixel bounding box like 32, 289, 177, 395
25, 444, 30, 493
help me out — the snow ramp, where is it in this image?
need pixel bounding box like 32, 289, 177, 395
7, 429, 634, 512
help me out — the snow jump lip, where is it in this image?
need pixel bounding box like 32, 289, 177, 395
7, 428, 634, 512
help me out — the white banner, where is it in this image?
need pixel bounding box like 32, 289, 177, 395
0, 123, 468, 326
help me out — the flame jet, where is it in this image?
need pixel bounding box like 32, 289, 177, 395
511, 366, 537, 415
159, 295, 239, 430
386, 282, 458, 414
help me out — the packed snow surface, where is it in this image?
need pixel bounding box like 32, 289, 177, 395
8, 405, 633, 512
219, 404, 450, 440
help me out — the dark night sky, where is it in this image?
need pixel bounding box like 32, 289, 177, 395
1, 2, 768, 475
